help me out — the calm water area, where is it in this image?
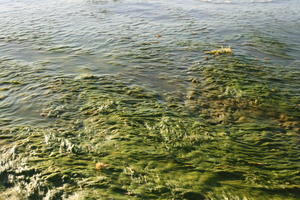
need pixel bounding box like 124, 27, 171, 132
0, 0, 300, 199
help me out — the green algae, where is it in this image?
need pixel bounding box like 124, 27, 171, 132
0, 55, 300, 200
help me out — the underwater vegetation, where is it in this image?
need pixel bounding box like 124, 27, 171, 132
0, 54, 300, 200
1, 0, 300, 198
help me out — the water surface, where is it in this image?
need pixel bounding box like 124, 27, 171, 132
0, 0, 299, 199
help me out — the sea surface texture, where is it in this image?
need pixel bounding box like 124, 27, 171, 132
0, 0, 300, 199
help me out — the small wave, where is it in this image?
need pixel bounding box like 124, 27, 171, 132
199, 0, 274, 4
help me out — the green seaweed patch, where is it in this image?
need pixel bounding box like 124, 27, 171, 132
1, 58, 300, 199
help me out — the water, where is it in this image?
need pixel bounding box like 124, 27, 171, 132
0, 0, 299, 199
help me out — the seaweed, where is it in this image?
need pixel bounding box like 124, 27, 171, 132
0, 55, 299, 199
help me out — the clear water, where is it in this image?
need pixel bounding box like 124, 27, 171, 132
0, 0, 299, 199
0, 0, 300, 126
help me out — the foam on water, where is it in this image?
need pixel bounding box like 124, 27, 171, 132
199, 0, 274, 3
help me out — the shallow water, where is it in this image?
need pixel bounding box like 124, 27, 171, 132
0, 0, 299, 199
0, 0, 300, 126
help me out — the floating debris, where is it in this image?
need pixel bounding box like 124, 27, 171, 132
205, 46, 232, 55
95, 162, 108, 170
74, 73, 98, 80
